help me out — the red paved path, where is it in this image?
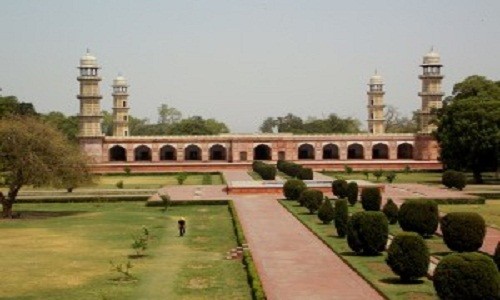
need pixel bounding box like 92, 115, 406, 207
233, 195, 383, 300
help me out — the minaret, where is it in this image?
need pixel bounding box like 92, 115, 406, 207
112, 75, 130, 136
77, 50, 103, 137
418, 48, 444, 133
367, 71, 385, 134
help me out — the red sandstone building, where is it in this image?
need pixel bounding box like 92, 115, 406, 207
77, 50, 442, 173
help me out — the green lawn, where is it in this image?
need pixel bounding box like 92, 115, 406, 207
321, 171, 443, 184
93, 173, 224, 189
322, 171, 500, 185
0, 202, 252, 299
280, 200, 438, 300
439, 200, 500, 229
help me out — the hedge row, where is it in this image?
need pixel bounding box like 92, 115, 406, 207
252, 161, 277, 180
277, 160, 313, 180
18, 196, 150, 203
228, 201, 266, 300
404, 197, 485, 205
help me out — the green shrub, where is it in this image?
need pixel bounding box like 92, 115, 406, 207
433, 252, 500, 300
334, 199, 349, 238
344, 165, 353, 174
300, 189, 323, 214
373, 169, 383, 181
276, 159, 286, 171
347, 211, 388, 255
403, 165, 411, 174
116, 180, 124, 189
176, 172, 188, 185
332, 179, 348, 199
283, 179, 307, 200
386, 232, 430, 281
124, 167, 131, 175
362, 171, 369, 180
382, 198, 399, 224
317, 197, 335, 224
442, 170, 467, 190
494, 242, 500, 270
385, 171, 396, 183
298, 167, 313, 180
252, 161, 277, 180
361, 187, 381, 211
278, 161, 303, 178
398, 199, 439, 238
346, 182, 358, 206
159, 193, 171, 211
440, 212, 486, 252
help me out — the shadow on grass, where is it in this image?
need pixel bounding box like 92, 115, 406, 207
380, 277, 425, 285
340, 251, 384, 257
128, 254, 148, 259
432, 251, 453, 257
9, 210, 87, 220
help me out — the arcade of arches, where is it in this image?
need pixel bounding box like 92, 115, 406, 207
106, 141, 417, 162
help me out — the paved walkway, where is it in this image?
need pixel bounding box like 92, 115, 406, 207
233, 195, 383, 300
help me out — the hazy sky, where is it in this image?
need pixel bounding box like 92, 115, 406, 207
1, 1, 500, 132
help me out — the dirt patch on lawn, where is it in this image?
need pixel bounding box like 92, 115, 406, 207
186, 277, 211, 289
367, 262, 392, 276
1, 210, 89, 220
187, 263, 213, 269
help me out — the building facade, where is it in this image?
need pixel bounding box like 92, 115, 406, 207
77, 50, 442, 173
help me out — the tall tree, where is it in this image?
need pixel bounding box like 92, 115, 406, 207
157, 104, 182, 125
436, 76, 500, 183
259, 113, 361, 134
41, 111, 79, 142
0, 95, 37, 118
0, 116, 91, 217
168, 116, 229, 135
384, 105, 418, 133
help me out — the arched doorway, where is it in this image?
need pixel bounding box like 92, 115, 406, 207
134, 145, 152, 161
298, 144, 315, 160
253, 144, 272, 160
160, 145, 177, 161
372, 143, 389, 159
185, 144, 201, 161
109, 145, 126, 161
397, 143, 414, 159
209, 144, 227, 161
347, 143, 364, 159
322, 144, 339, 159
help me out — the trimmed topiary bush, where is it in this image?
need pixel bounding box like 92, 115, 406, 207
347, 211, 388, 255
317, 197, 334, 224
386, 232, 430, 282
298, 167, 313, 180
494, 242, 500, 270
385, 171, 397, 183
361, 187, 381, 211
442, 170, 467, 190
346, 181, 358, 206
334, 199, 349, 238
398, 199, 438, 238
252, 161, 277, 180
301, 189, 324, 214
433, 252, 500, 300
440, 212, 486, 252
332, 179, 348, 199
382, 198, 399, 224
283, 179, 307, 200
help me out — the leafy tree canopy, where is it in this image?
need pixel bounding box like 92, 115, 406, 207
0, 116, 91, 218
436, 75, 500, 183
259, 113, 361, 134
0, 95, 37, 118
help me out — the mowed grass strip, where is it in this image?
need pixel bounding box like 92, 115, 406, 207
280, 200, 438, 300
91, 173, 224, 189
0, 202, 251, 300
321, 171, 443, 184
439, 199, 500, 229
